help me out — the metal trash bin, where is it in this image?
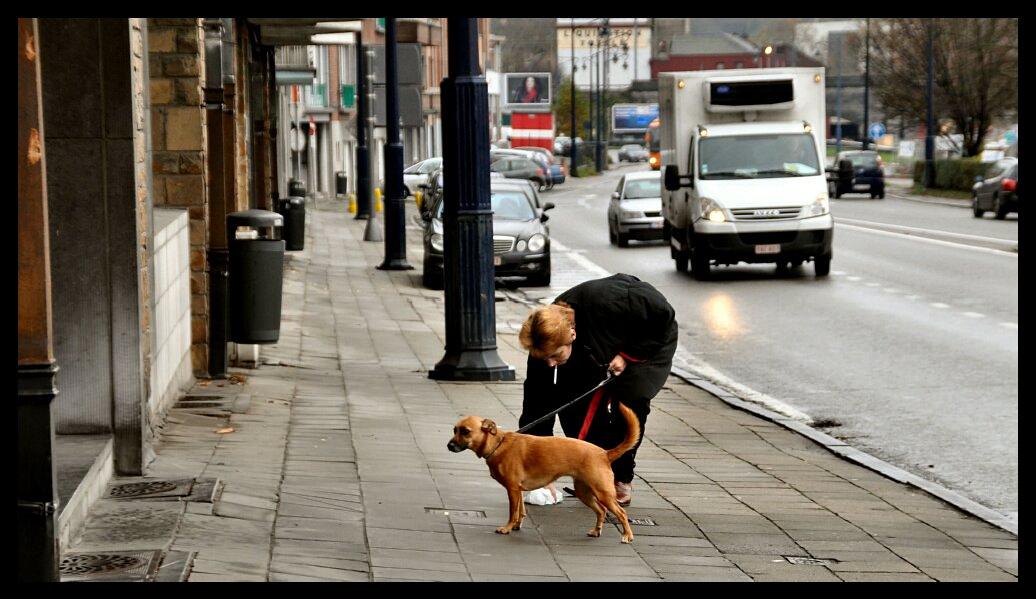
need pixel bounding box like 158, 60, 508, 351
276, 196, 306, 251
336, 172, 348, 198
288, 178, 306, 199
227, 209, 285, 344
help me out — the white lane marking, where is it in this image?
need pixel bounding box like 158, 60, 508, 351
836, 223, 1019, 258
931, 302, 950, 309
564, 250, 611, 277
866, 282, 881, 287
1001, 322, 1019, 329
883, 288, 899, 293
551, 239, 570, 251
962, 312, 986, 319
847, 276, 862, 282
836, 216, 1017, 245
832, 270, 847, 276
672, 351, 813, 423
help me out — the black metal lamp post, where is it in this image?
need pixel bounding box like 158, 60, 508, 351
924, 20, 936, 188
570, 18, 578, 176
378, 18, 412, 270
430, 18, 514, 382
862, 18, 871, 151
355, 31, 372, 220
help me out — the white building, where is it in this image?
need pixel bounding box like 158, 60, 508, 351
556, 18, 652, 90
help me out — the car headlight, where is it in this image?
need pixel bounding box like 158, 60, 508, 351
516, 239, 527, 251
699, 197, 727, 223
803, 194, 830, 218
527, 234, 546, 253
430, 233, 444, 252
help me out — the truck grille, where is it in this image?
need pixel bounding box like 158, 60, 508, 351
493, 236, 515, 254
730, 207, 802, 220
643, 211, 662, 217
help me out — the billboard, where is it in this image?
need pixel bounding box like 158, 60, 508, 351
611, 103, 659, 133
504, 73, 551, 110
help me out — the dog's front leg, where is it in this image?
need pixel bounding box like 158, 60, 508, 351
496, 487, 524, 535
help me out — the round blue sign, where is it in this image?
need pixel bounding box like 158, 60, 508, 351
1005, 130, 1017, 144
868, 123, 886, 140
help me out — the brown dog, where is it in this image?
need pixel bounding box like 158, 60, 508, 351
447, 401, 640, 543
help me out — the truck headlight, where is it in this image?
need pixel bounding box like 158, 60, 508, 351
803, 194, 830, 218
430, 233, 444, 251
699, 197, 727, 223
527, 234, 546, 253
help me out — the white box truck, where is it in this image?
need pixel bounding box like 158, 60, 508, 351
659, 67, 833, 279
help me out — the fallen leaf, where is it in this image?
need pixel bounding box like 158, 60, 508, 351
216, 427, 235, 434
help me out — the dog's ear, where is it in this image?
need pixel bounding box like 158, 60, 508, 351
480, 419, 498, 435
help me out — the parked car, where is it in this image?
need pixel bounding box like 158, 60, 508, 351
553, 136, 583, 156
393, 157, 441, 197
490, 155, 550, 191
973, 157, 1018, 220
420, 167, 444, 208
830, 150, 885, 198
492, 178, 543, 210
607, 171, 663, 247
422, 181, 554, 288
548, 163, 566, 186
618, 144, 649, 163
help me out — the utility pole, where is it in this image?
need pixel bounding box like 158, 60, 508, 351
430, 18, 515, 382
589, 39, 596, 166
862, 18, 870, 151
378, 18, 411, 269
924, 19, 936, 187
602, 19, 609, 171
355, 31, 372, 220
570, 18, 578, 176
595, 27, 604, 171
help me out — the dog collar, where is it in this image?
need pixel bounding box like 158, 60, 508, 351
482, 436, 506, 461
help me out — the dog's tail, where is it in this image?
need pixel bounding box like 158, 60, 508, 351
606, 401, 641, 463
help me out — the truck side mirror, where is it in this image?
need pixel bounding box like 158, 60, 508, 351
664, 165, 681, 191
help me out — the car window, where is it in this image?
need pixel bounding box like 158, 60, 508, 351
623, 178, 661, 199
491, 191, 536, 220
846, 153, 878, 168
404, 163, 421, 174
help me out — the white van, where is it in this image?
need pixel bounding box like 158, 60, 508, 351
659, 68, 833, 279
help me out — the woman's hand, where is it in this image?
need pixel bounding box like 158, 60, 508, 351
608, 354, 628, 376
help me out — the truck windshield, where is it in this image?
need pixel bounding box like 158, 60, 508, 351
699, 133, 820, 179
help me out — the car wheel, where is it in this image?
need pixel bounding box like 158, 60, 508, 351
675, 253, 688, 272
814, 254, 832, 277
422, 259, 443, 290
527, 256, 551, 287
973, 194, 986, 218
608, 220, 617, 245
616, 225, 630, 248
776, 261, 791, 274
994, 194, 1009, 220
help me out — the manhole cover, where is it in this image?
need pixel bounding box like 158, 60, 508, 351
425, 508, 486, 519
784, 556, 837, 566
60, 550, 161, 581
107, 478, 194, 499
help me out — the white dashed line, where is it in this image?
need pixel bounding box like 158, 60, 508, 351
1001, 322, 1019, 329
832, 270, 847, 276
930, 302, 950, 309
962, 312, 986, 319
905, 295, 921, 301
883, 288, 899, 293
847, 276, 861, 282
865, 282, 880, 287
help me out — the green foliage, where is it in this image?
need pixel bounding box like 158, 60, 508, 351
913, 158, 990, 190
553, 76, 591, 140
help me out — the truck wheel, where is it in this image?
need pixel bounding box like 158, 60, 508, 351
691, 250, 711, 281
675, 254, 688, 272
814, 254, 832, 277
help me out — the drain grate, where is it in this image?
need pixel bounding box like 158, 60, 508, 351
607, 515, 657, 526
60, 550, 162, 581
425, 507, 486, 519
784, 556, 837, 566
108, 478, 194, 500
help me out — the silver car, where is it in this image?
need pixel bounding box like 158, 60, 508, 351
402, 157, 441, 197
607, 171, 663, 247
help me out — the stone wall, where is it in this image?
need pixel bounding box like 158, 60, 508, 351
148, 18, 209, 374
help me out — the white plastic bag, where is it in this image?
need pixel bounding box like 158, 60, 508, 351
523, 487, 563, 505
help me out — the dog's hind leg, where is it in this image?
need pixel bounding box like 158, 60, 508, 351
573, 480, 606, 538
496, 487, 524, 535
601, 498, 634, 543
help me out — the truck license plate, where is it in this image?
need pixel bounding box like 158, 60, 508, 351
493, 256, 502, 266
755, 244, 781, 255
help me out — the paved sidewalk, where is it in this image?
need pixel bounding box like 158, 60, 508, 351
65, 195, 1017, 582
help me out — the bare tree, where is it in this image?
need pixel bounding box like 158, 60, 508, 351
870, 18, 1017, 156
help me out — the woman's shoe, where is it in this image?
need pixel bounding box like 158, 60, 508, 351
615, 481, 632, 506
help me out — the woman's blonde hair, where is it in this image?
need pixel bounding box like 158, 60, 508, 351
519, 302, 575, 360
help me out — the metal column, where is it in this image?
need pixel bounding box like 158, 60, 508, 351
378, 17, 412, 270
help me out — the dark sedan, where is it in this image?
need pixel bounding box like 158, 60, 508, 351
422, 183, 554, 289
973, 157, 1018, 220
831, 150, 885, 199
618, 144, 649, 162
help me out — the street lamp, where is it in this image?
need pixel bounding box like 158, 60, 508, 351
763, 44, 773, 68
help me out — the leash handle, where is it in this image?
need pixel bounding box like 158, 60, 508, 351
515, 371, 614, 434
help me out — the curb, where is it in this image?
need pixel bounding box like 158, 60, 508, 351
669, 366, 1017, 536
886, 190, 972, 208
